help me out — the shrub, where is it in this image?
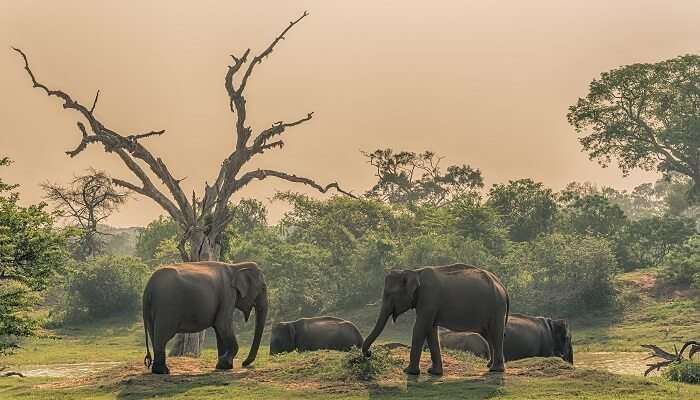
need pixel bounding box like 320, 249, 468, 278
58, 256, 150, 322
497, 233, 618, 316
664, 361, 700, 384
659, 235, 700, 286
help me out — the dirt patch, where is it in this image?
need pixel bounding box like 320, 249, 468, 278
36, 357, 248, 389
575, 352, 649, 376
17, 362, 123, 378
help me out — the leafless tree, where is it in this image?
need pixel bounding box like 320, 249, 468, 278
42, 169, 128, 259
14, 11, 354, 356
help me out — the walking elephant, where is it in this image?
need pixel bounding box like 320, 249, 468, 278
142, 261, 268, 374
362, 264, 510, 375
439, 313, 574, 363
269, 316, 363, 355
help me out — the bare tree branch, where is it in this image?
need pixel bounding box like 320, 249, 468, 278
238, 11, 309, 95
90, 90, 100, 113
234, 169, 357, 198
250, 112, 313, 154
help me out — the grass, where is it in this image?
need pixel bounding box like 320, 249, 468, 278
0, 268, 699, 399
572, 269, 700, 352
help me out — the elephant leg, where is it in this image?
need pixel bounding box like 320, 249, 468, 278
214, 317, 237, 370
486, 322, 506, 373
426, 326, 443, 376
405, 314, 432, 375
152, 319, 177, 374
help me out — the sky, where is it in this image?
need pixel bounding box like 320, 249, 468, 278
1, 1, 698, 227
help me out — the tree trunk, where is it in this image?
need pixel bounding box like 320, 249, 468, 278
168, 231, 218, 357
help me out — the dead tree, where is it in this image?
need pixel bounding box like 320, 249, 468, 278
14, 11, 354, 357
641, 340, 700, 376
42, 169, 128, 259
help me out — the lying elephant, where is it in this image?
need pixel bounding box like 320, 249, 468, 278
363, 264, 510, 375
142, 261, 268, 374
440, 313, 574, 363
269, 316, 363, 355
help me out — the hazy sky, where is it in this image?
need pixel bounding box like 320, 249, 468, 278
2, 1, 698, 227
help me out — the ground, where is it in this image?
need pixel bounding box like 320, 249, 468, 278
1, 269, 698, 399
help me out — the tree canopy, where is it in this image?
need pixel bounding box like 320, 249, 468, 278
568, 55, 700, 199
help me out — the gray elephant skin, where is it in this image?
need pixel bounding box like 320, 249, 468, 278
269, 316, 363, 355
440, 313, 574, 363
362, 264, 510, 375
142, 261, 268, 374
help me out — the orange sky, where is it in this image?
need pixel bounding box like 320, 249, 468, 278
1, 1, 698, 227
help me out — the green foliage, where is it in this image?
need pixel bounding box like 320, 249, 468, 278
58, 256, 150, 322
659, 235, 700, 286
664, 361, 700, 384
617, 216, 696, 271
341, 347, 401, 381
135, 216, 179, 265
558, 191, 628, 237
568, 55, 700, 200
487, 179, 558, 242
498, 233, 618, 316
0, 157, 73, 354
363, 149, 483, 206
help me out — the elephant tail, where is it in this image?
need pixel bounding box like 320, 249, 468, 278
143, 293, 153, 369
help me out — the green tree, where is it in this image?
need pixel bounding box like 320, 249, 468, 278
568, 55, 700, 199
364, 149, 483, 207
135, 216, 179, 266
616, 216, 696, 270
558, 191, 628, 237
0, 158, 72, 353
487, 179, 558, 242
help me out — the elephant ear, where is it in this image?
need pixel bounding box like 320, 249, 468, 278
233, 268, 253, 299
404, 270, 420, 301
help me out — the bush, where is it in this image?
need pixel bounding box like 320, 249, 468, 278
659, 235, 700, 286
57, 256, 150, 322
664, 361, 700, 384
341, 347, 400, 381
497, 233, 618, 316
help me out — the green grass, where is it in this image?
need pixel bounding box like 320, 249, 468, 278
572, 269, 700, 352
1, 268, 699, 399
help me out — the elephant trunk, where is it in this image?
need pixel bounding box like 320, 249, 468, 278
362, 303, 391, 356
242, 290, 268, 367
564, 340, 574, 364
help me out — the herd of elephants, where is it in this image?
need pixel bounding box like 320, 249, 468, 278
142, 261, 573, 376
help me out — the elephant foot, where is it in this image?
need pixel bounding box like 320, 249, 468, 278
403, 366, 420, 376
427, 366, 443, 376
488, 364, 505, 373
152, 364, 170, 375
215, 360, 234, 370
241, 358, 255, 368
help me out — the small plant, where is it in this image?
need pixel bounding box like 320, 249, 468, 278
342, 347, 400, 381
664, 361, 700, 384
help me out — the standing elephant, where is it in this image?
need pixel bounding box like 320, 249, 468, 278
142, 261, 268, 374
269, 316, 363, 355
362, 264, 510, 375
439, 313, 574, 363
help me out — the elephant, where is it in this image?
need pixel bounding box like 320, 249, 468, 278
362, 263, 510, 375
269, 316, 363, 355
142, 261, 268, 374
439, 313, 574, 363
439, 330, 490, 359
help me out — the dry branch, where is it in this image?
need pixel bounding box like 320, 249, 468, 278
641, 340, 700, 376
